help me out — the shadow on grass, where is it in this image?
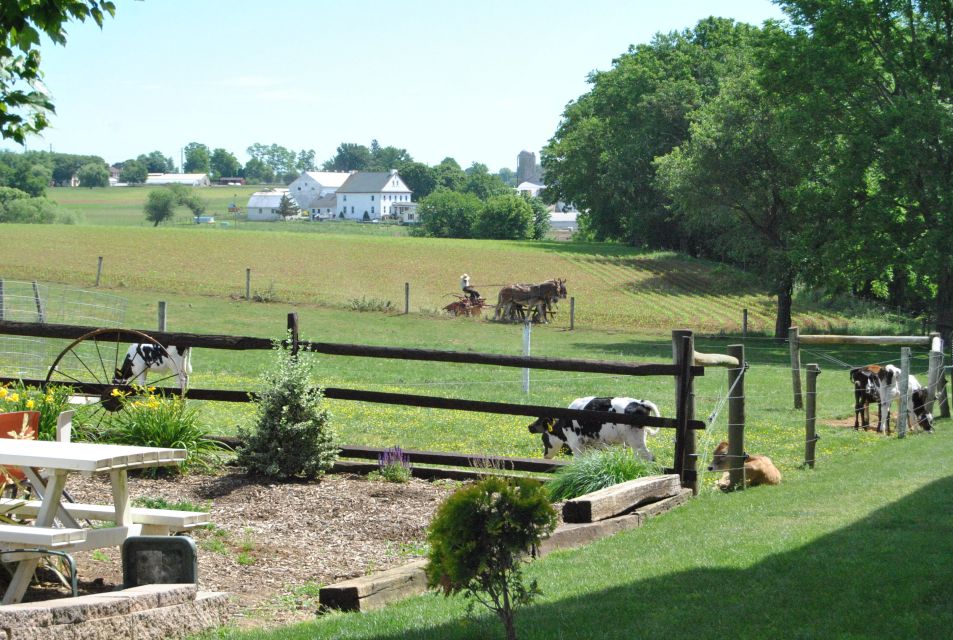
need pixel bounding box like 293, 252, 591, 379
364, 475, 953, 639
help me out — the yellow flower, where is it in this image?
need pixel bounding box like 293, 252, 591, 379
44, 394, 54, 403
8, 394, 18, 403
0, 388, 7, 398
25, 399, 34, 409
148, 386, 156, 392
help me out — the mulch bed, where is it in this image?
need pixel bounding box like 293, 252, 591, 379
2, 467, 458, 629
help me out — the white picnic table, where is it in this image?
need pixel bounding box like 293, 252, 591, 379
0, 439, 187, 604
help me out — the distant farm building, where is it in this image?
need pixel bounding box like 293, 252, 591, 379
516, 181, 544, 198
216, 177, 246, 186
247, 189, 293, 221
287, 171, 352, 210
145, 173, 211, 187
307, 194, 337, 220
336, 170, 412, 221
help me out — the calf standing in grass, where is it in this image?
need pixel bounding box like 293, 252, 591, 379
850, 365, 882, 430
707, 441, 781, 489
875, 364, 935, 434
526, 396, 660, 461
113, 343, 192, 389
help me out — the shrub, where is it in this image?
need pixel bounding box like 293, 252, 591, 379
98, 387, 231, 474
0, 381, 73, 441
237, 343, 338, 480
545, 446, 663, 502
347, 295, 393, 312
426, 477, 557, 640
369, 446, 412, 483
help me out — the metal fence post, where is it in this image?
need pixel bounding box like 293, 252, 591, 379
805, 363, 820, 468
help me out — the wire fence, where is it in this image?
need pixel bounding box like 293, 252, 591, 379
0, 280, 127, 380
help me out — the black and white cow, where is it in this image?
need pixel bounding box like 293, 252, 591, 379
526, 396, 661, 461
112, 343, 192, 389
876, 364, 934, 434
850, 365, 881, 430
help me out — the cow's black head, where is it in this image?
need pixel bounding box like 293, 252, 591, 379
527, 417, 568, 459
912, 388, 935, 432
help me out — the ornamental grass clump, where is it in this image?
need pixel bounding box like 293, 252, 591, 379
237, 343, 338, 480
426, 476, 557, 640
99, 387, 230, 474
545, 445, 663, 502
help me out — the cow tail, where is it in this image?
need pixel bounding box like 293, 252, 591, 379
645, 401, 661, 436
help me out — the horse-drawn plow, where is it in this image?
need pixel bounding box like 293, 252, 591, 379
443, 278, 568, 324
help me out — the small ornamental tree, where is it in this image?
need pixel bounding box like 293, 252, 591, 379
278, 193, 299, 219
426, 477, 557, 640
237, 342, 337, 479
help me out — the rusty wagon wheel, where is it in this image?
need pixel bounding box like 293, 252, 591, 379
45, 328, 185, 433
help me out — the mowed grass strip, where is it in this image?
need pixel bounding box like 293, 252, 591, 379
191, 426, 953, 640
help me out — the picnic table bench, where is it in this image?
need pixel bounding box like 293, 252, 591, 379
0, 499, 209, 536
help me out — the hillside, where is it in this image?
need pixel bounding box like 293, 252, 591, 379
0, 222, 847, 334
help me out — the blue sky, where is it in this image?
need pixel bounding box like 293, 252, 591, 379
17, 0, 786, 172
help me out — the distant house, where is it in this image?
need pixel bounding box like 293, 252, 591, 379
287, 171, 352, 209
336, 170, 412, 221
247, 189, 292, 221
307, 194, 337, 220
549, 203, 578, 231
145, 173, 211, 187
391, 201, 419, 224
516, 181, 544, 198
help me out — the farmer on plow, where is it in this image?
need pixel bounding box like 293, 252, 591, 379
460, 274, 482, 304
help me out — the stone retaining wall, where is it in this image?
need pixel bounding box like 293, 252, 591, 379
0, 584, 228, 640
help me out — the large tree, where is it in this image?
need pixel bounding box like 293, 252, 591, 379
774, 0, 953, 335
0, 1, 115, 143
209, 148, 242, 180
474, 194, 534, 240
137, 150, 174, 173
183, 142, 210, 174
144, 189, 176, 226
322, 143, 371, 172
414, 188, 483, 238
542, 18, 758, 249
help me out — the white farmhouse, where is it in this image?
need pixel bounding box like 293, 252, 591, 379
335, 170, 412, 221
145, 173, 211, 187
287, 171, 352, 209
247, 188, 292, 221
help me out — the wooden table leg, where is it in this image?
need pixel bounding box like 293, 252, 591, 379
2, 471, 68, 605
110, 469, 131, 527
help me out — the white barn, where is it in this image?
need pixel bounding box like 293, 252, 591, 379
145, 173, 211, 187
336, 170, 412, 221
287, 171, 352, 209
247, 189, 292, 221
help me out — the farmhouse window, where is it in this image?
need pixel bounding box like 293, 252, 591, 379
371, 195, 374, 201
371, 207, 375, 213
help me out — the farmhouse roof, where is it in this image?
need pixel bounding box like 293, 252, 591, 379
337, 171, 407, 194
310, 194, 336, 208
247, 189, 289, 208
302, 171, 351, 188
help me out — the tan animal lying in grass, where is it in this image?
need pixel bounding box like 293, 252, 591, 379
707, 440, 781, 489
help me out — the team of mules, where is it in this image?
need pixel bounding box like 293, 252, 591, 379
493, 278, 567, 323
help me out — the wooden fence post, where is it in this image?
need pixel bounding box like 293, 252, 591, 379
245, 268, 251, 301
157, 301, 167, 332
404, 282, 410, 315
927, 333, 943, 419
569, 296, 575, 331
727, 344, 745, 489
287, 312, 300, 357
32, 281, 45, 323
898, 347, 911, 438
742, 308, 748, 340
0, 279, 4, 321
672, 330, 697, 494
805, 363, 819, 468
522, 320, 531, 394
789, 326, 803, 409
95, 256, 103, 287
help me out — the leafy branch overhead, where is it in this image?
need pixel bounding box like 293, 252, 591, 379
0, 1, 116, 143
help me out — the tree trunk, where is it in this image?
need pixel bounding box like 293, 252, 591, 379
774, 272, 794, 339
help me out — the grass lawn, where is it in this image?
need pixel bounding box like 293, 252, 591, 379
192, 424, 953, 639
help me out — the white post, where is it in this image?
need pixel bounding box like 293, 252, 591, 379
522, 320, 531, 394
898, 347, 911, 438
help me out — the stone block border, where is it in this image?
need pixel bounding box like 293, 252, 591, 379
0, 584, 228, 640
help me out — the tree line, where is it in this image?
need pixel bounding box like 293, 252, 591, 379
543, 1, 953, 338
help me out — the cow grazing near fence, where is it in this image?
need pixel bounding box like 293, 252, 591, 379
707, 440, 781, 488
850, 365, 881, 430
113, 343, 192, 389
876, 364, 934, 434
526, 396, 660, 461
